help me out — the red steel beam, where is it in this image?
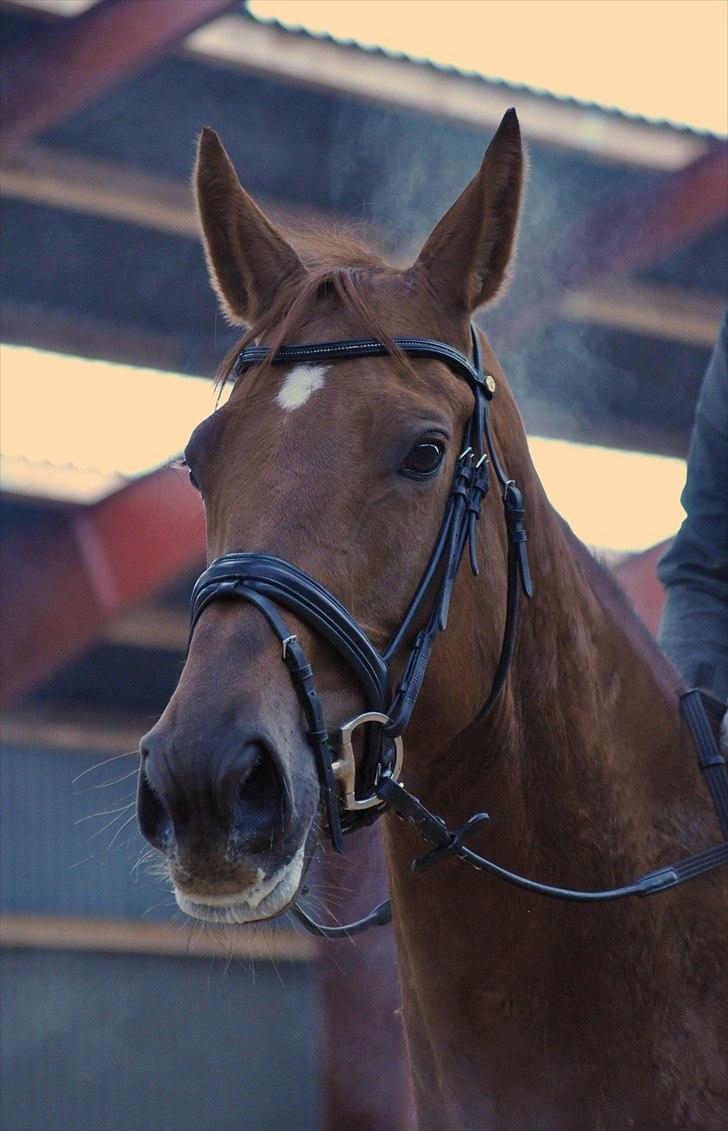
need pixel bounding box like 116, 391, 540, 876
613, 540, 671, 638
489, 145, 728, 348
0, 0, 239, 149
0, 467, 205, 707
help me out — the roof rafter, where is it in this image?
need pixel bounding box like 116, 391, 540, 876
1, 0, 239, 149
0, 142, 332, 235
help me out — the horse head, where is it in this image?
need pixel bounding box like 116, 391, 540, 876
137, 110, 525, 924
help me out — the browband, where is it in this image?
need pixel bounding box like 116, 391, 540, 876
233, 334, 492, 398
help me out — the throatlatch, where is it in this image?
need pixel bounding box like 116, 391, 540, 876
189, 327, 728, 939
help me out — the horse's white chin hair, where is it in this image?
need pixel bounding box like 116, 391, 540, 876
174, 846, 306, 924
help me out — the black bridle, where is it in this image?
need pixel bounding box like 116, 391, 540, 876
189, 328, 728, 938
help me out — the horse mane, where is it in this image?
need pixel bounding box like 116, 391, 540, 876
216, 224, 413, 389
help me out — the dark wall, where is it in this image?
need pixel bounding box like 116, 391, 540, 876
0, 742, 321, 1130
2, 744, 174, 920
1, 947, 319, 1131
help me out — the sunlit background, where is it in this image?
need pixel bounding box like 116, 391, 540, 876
1, 3, 726, 1130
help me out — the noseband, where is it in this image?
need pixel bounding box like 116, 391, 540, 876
189, 328, 728, 936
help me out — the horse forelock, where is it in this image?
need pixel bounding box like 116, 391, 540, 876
214, 226, 420, 393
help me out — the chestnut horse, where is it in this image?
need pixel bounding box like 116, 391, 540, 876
138, 112, 726, 1129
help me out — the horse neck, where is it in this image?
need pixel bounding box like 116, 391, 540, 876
381, 351, 725, 1129
484, 490, 695, 878
386, 373, 707, 967
442, 370, 697, 873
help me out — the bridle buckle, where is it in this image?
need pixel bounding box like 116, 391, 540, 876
332, 711, 404, 811
281, 634, 297, 659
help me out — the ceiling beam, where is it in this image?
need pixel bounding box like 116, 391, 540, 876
0, 142, 333, 235
186, 15, 706, 173
0, 0, 239, 150
489, 144, 728, 350
0, 467, 205, 708
562, 279, 724, 347
105, 604, 189, 651
0, 302, 182, 371
0, 143, 199, 235
1, 704, 149, 755
2, 2, 99, 16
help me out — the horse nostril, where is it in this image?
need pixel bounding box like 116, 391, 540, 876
136, 761, 173, 853
235, 745, 262, 796
231, 743, 285, 853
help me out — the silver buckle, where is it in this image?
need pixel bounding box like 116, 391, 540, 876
332, 711, 404, 812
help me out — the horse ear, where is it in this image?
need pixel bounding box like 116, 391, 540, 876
413, 109, 523, 312
194, 127, 306, 324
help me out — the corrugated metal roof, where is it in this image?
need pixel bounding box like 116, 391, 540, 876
241, 8, 723, 141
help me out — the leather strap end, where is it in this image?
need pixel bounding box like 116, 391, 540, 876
517, 542, 534, 599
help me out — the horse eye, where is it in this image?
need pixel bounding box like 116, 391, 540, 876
401, 441, 445, 476
188, 470, 201, 492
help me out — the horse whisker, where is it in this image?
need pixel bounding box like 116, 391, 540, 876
106, 812, 138, 851
74, 799, 136, 825
71, 750, 138, 784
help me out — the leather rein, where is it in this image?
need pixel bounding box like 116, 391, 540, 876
189, 328, 728, 938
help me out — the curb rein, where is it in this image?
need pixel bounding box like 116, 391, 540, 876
189, 328, 728, 938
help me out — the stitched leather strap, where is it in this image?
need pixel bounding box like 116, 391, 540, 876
681, 689, 728, 838
234, 335, 490, 398
191, 553, 391, 711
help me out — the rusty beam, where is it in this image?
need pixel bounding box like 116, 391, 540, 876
0, 467, 205, 707
0, 0, 239, 149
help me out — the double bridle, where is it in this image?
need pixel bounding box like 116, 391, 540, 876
189, 327, 728, 937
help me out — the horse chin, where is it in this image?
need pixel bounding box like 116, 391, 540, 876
174, 843, 308, 925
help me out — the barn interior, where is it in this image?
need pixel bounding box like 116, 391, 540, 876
1, 3, 726, 1130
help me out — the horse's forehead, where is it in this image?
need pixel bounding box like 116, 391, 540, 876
220, 329, 473, 452
284, 361, 467, 429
